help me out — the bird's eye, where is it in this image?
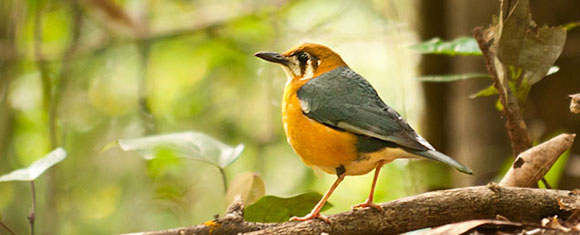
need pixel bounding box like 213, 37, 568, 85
297, 52, 309, 64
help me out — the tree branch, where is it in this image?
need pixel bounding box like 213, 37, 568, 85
128, 185, 577, 235
0, 220, 16, 235
473, 27, 532, 158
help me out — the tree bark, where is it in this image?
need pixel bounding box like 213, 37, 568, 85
132, 185, 577, 235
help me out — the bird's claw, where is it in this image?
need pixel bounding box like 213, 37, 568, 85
290, 213, 330, 223
352, 200, 383, 211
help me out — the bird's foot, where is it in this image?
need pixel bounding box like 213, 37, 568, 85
290, 212, 330, 223
352, 199, 382, 211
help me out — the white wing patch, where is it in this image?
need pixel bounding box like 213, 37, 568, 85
337, 122, 388, 141
337, 121, 435, 150
415, 134, 435, 150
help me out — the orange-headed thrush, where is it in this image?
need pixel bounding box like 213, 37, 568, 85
255, 43, 472, 222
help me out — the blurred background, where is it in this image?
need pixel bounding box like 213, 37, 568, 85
0, 0, 578, 234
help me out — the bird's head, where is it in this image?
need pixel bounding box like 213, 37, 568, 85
255, 43, 348, 81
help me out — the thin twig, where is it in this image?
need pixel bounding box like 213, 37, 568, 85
28, 181, 36, 235
0, 220, 16, 235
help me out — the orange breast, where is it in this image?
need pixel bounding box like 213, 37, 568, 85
281, 80, 359, 174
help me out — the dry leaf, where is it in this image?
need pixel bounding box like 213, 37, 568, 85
224, 172, 265, 208
497, 0, 566, 86
422, 219, 522, 235
570, 93, 580, 114
542, 216, 572, 232
499, 133, 576, 187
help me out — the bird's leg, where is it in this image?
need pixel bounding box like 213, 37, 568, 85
352, 160, 385, 211
290, 173, 345, 223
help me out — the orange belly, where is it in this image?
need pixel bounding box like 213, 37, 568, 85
282, 83, 360, 175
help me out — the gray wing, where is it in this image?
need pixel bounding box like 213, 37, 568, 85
296, 66, 433, 151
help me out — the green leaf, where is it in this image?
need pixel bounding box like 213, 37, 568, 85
244, 192, 332, 222
225, 172, 265, 207
562, 21, 580, 32
409, 37, 482, 56
542, 147, 571, 188
416, 73, 489, 82
469, 84, 498, 99
515, 79, 531, 105
117, 131, 244, 168
0, 148, 67, 182
495, 99, 504, 111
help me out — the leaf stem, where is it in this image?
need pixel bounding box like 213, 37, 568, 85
28, 181, 36, 235
219, 167, 227, 193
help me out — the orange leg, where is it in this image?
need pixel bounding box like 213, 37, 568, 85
290, 173, 345, 223
352, 160, 386, 211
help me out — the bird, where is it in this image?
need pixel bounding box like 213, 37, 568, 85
254, 43, 472, 222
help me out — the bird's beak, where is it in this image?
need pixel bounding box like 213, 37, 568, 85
254, 52, 289, 65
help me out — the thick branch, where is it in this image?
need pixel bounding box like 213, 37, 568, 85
132, 185, 577, 235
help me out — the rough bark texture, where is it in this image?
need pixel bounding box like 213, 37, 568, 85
130, 185, 577, 235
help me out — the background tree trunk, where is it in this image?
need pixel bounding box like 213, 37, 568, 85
527, 1, 580, 189
0, 0, 21, 168
418, 0, 511, 187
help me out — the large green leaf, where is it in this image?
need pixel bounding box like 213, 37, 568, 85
0, 148, 67, 182
117, 131, 244, 168
416, 73, 489, 82
410, 37, 482, 56
244, 192, 332, 223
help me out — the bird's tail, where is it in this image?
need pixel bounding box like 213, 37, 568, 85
410, 150, 472, 174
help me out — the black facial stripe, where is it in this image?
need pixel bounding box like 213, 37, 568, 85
294, 52, 309, 76
311, 56, 318, 71
299, 59, 306, 76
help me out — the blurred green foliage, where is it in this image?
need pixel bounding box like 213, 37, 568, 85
410, 37, 482, 56
0, 0, 459, 234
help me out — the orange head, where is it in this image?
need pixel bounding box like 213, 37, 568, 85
255, 43, 348, 80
